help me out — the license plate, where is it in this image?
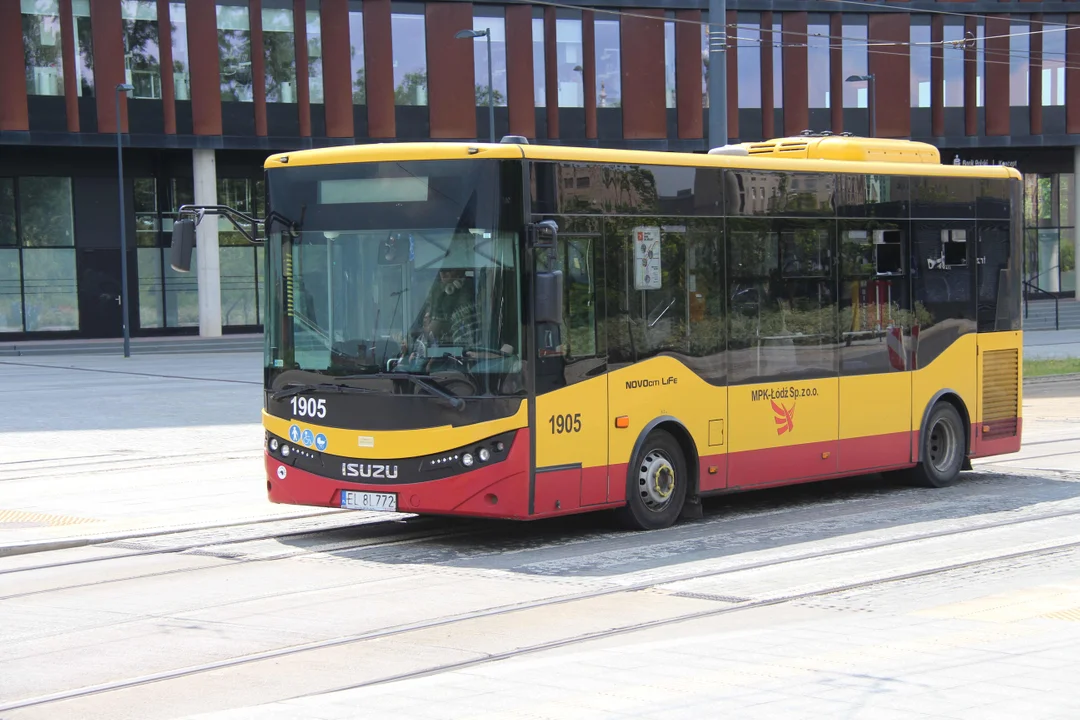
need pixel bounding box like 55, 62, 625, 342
341, 490, 398, 512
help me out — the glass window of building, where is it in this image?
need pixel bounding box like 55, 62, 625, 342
807, 17, 829, 108
472, 9, 507, 107
22, 0, 65, 97
217, 2, 252, 102
975, 19, 984, 107
391, 8, 426, 105
1010, 20, 1029, 107
702, 18, 708, 107
555, 13, 583, 108
1043, 18, 1066, 107
532, 11, 545, 107
0, 180, 16, 333
664, 19, 675, 109
170, 3, 190, 101
122, 1, 161, 99
595, 13, 620, 108
1023, 173, 1076, 294
348, 2, 364, 103
217, 178, 260, 327
737, 14, 761, 109
942, 20, 963, 107
164, 178, 198, 328
4, 177, 79, 332
73, 0, 94, 96
842, 16, 867, 108
262, 2, 296, 103
910, 18, 930, 108
308, 1, 323, 104
133, 178, 164, 329
772, 21, 782, 109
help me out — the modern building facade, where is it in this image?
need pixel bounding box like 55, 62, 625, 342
1, 0, 1077, 340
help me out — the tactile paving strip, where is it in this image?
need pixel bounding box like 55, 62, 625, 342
0, 509, 101, 527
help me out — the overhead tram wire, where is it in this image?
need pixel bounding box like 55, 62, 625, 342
513, 0, 1080, 74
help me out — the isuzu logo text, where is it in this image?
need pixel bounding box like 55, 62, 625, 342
341, 463, 399, 479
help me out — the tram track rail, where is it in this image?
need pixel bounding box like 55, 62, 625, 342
3, 502, 1080, 714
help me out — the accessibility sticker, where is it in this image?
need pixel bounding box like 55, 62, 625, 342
315, 434, 328, 452
301, 429, 315, 447
289, 425, 302, 443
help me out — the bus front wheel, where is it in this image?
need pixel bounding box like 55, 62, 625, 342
908, 402, 966, 488
617, 430, 687, 531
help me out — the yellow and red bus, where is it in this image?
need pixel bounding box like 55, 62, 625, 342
173, 134, 1023, 530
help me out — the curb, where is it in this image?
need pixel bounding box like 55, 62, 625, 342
1024, 373, 1080, 385
0, 509, 343, 558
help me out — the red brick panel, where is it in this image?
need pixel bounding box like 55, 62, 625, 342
984, 15, 1009, 136
59, 0, 79, 132
930, 15, 943, 136
1029, 13, 1043, 136
250, 0, 267, 136
1068, 14, 1080, 134
92, 0, 127, 133
293, 0, 311, 137
426, 2, 476, 139
782, 12, 808, 136
187, 0, 223, 135
621, 9, 666, 140
582, 10, 596, 139
761, 11, 774, 139
504, 5, 535, 138
363, 0, 394, 138
868, 13, 909, 138
675, 10, 702, 139
0, 0, 28, 131
320, 0, 353, 138
829, 14, 842, 133
157, 0, 177, 134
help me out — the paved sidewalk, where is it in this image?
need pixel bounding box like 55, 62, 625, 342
186, 546, 1080, 720
0, 352, 340, 555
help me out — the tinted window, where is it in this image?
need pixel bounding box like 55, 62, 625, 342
839, 220, 913, 375
836, 174, 909, 218
912, 176, 976, 219
726, 171, 834, 217
911, 219, 976, 366
728, 219, 838, 384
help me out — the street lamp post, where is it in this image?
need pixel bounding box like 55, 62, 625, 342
115, 83, 134, 358
845, 74, 876, 138
455, 28, 494, 143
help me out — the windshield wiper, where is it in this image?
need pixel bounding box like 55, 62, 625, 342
362, 372, 466, 411
271, 382, 377, 401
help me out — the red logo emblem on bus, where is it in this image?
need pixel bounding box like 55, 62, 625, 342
772, 400, 795, 435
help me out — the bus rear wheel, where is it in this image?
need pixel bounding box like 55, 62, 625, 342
617, 430, 687, 531
908, 402, 966, 488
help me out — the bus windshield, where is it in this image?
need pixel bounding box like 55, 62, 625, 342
264, 159, 524, 398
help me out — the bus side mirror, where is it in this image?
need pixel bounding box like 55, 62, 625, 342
171, 218, 196, 272
535, 270, 563, 325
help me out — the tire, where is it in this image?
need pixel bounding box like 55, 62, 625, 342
616, 430, 688, 530
908, 402, 967, 488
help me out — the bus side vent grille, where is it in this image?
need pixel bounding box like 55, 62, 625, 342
746, 141, 809, 156
982, 349, 1019, 438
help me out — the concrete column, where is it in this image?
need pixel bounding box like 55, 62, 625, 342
193, 148, 222, 336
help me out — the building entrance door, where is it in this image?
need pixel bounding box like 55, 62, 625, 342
77, 249, 135, 338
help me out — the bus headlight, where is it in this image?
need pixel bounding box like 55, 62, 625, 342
478, 448, 491, 462
462, 453, 474, 467
281, 445, 291, 457
269, 438, 279, 452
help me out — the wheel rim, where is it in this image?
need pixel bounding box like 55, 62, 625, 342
637, 449, 676, 512
928, 416, 959, 474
